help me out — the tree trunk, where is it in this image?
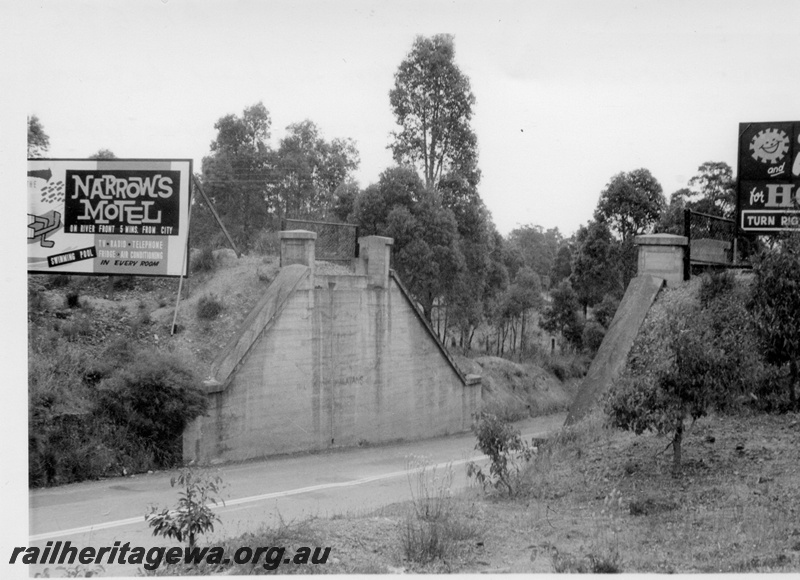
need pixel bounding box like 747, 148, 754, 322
510, 321, 517, 355
672, 419, 683, 474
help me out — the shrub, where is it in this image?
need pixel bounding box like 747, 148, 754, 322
28, 331, 207, 486
146, 469, 226, 548
467, 412, 536, 496
401, 458, 455, 563
605, 279, 761, 471
400, 457, 478, 564
581, 320, 606, 354
28, 330, 103, 486
749, 234, 800, 410
96, 349, 208, 466
191, 246, 216, 273
196, 294, 223, 320
66, 292, 81, 309
593, 293, 620, 328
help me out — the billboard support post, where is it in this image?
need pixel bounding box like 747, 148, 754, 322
191, 174, 241, 258
171, 185, 195, 336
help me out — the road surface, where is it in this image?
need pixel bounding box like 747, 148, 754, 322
23, 413, 565, 576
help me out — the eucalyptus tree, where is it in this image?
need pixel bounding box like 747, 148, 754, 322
353, 166, 464, 323
27, 115, 50, 158
594, 168, 665, 287
272, 120, 359, 220
89, 149, 117, 160
570, 220, 621, 316
199, 102, 273, 249
595, 168, 665, 243
389, 34, 479, 189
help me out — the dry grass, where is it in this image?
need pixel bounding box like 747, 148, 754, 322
148, 411, 800, 574
515, 410, 800, 573
399, 456, 482, 567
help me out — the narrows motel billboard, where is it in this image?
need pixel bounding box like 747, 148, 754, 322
28, 159, 192, 277
738, 121, 800, 233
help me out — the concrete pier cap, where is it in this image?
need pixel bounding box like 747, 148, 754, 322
280, 229, 316, 265
635, 233, 687, 287
357, 235, 394, 288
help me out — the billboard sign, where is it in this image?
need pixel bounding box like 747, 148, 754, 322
28, 159, 192, 277
737, 121, 800, 233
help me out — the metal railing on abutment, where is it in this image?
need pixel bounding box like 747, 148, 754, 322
683, 209, 753, 280
281, 218, 359, 266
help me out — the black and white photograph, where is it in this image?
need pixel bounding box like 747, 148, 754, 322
7, 0, 800, 576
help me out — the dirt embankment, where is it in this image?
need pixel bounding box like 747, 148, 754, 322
455, 355, 575, 419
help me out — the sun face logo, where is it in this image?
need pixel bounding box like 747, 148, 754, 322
750, 128, 790, 164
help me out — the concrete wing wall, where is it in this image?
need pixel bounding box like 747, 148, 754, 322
564, 274, 664, 426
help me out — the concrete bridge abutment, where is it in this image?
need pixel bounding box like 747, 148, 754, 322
184, 230, 480, 464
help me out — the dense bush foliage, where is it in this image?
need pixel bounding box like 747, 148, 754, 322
28, 331, 207, 487
541, 280, 584, 350
581, 320, 606, 354
748, 234, 800, 410
605, 274, 762, 470
96, 352, 208, 465
593, 294, 620, 329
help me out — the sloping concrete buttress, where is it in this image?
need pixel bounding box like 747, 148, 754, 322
564, 274, 665, 426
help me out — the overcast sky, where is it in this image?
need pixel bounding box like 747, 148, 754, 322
16, 0, 799, 238
3, 0, 799, 559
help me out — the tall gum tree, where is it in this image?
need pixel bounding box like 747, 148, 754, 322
28, 115, 50, 158
594, 168, 665, 287
389, 34, 479, 189
199, 102, 273, 249
595, 168, 665, 243
273, 120, 359, 220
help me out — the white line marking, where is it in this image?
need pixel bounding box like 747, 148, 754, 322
30, 455, 487, 542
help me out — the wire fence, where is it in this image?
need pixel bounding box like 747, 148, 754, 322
281, 218, 359, 265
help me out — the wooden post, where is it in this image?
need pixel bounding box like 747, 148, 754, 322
171, 179, 196, 336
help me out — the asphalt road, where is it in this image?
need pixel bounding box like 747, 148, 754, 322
24, 413, 565, 576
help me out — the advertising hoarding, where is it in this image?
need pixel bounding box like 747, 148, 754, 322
28, 159, 192, 277
737, 122, 800, 233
